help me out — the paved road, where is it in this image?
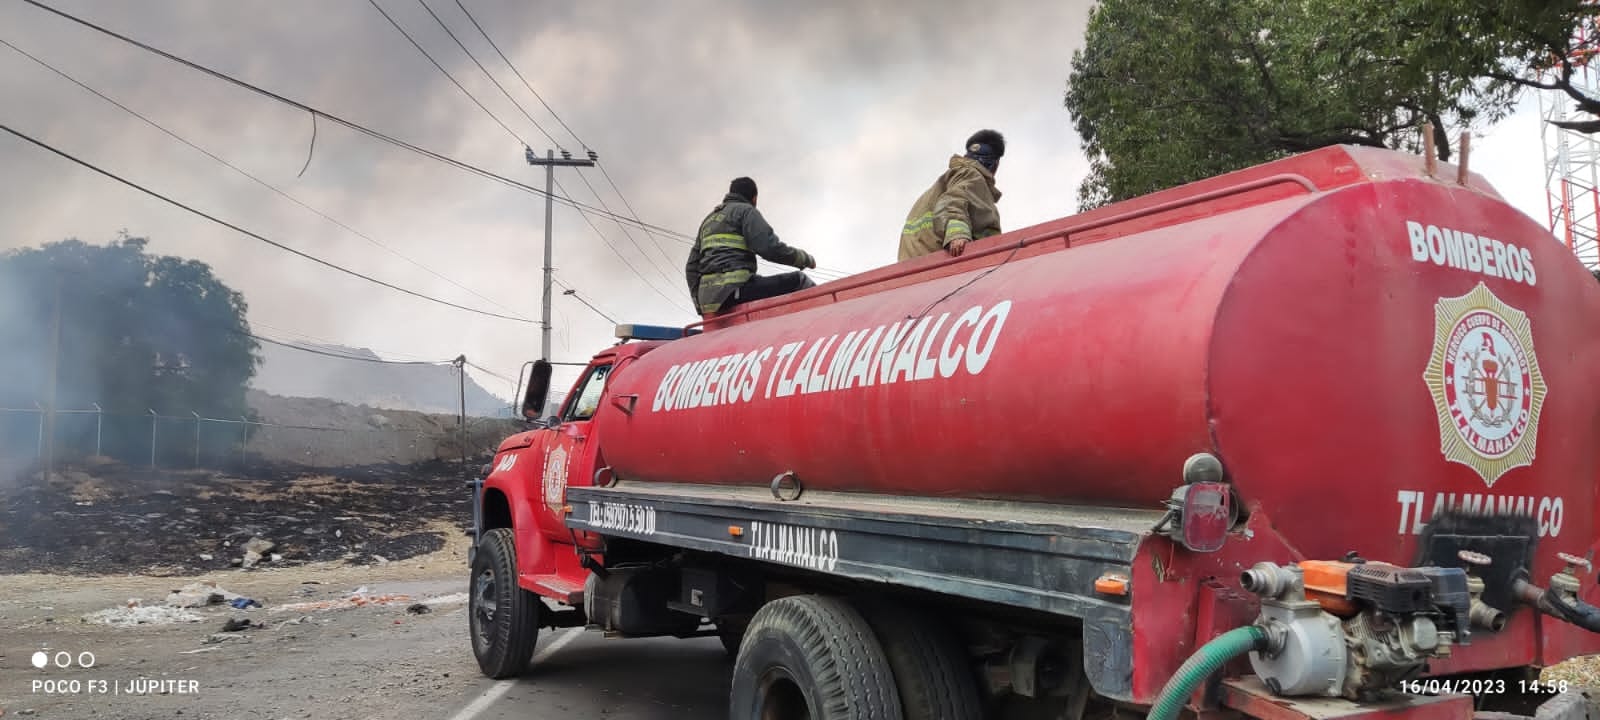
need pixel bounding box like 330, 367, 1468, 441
2, 576, 734, 720
444, 630, 731, 720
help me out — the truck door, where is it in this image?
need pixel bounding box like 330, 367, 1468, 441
534, 359, 612, 542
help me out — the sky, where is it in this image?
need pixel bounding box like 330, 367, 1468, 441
0, 0, 1564, 402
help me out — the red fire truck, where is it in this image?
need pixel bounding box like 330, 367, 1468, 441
469, 144, 1600, 720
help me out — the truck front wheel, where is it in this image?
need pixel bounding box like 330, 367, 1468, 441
469, 528, 542, 679
728, 595, 903, 720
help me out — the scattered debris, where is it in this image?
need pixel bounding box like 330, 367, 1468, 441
0, 459, 459, 576
228, 598, 262, 610
202, 633, 249, 645
405, 603, 431, 615
220, 618, 259, 632
84, 605, 204, 627
420, 592, 469, 608
165, 582, 240, 609
373, 555, 390, 566
268, 587, 416, 614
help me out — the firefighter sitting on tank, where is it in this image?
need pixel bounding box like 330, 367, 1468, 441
686, 177, 818, 315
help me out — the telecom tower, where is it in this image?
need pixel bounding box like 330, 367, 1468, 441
1538, 20, 1600, 270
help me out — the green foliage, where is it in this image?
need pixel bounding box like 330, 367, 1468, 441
0, 234, 260, 461
1062, 0, 1597, 209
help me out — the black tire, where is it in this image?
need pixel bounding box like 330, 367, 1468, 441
857, 602, 983, 720
729, 595, 903, 720
469, 528, 541, 678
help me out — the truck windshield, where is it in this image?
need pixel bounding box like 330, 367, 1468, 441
567, 363, 613, 421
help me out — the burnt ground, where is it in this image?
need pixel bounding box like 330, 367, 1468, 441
0, 457, 475, 576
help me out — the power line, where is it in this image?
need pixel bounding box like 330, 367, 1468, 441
463, 359, 515, 384
0, 35, 533, 322
17, 0, 692, 240
444, 0, 732, 286
444, 0, 688, 273
414, 0, 558, 148
248, 321, 444, 363
0, 124, 536, 323
248, 333, 454, 365
553, 276, 619, 324
443, 0, 687, 283
364, 0, 527, 145
443, 0, 855, 283
453, 0, 584, 150
367, 0, 692, 312
20, 0, 853, 289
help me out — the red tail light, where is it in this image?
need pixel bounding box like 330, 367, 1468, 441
1179, 481, 1234, 552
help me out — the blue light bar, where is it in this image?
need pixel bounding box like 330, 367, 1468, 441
615, 324, 688, 342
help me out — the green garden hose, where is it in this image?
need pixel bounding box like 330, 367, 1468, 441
1147, 625, 1268, 720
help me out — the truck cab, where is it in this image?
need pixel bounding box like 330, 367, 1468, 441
469, 324, 693, 677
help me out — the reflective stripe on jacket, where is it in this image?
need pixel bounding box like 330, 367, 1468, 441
686, 193, 812, 314
898, 155, 1002, 261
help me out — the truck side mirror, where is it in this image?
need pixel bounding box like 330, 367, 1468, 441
521, 360, 553, 422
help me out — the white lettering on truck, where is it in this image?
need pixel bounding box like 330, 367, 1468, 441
651, 300, 1013, 413
1407, 221, 1536, 287
1395, 490, 1563, 537
586, 501, 657, 536
748, 521, 840, 572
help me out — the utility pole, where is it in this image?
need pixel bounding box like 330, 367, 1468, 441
524, 147, 596, 361
43, 275, 61, 483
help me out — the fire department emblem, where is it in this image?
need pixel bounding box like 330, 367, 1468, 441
542, 445, 569, 512
1423, 283, 1547, 487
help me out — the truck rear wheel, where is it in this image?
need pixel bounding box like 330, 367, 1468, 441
857, 602, 983, 720
469, 528, 541, 679
728, 595, 903, 720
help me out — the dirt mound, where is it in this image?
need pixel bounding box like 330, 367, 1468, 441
0, 458, 470, 576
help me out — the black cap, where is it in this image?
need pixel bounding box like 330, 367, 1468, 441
729, 177, 758, 202
965, 129, 1005, 158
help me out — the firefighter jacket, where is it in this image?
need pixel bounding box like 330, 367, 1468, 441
686, 194, 815, 314
898, 155, 1003, 261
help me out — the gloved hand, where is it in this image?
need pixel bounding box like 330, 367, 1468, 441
803, 251, 817, 269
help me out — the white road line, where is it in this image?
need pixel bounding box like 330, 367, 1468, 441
445, 628, 583, 720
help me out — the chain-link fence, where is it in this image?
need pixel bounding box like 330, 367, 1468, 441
0, 405, 495, 472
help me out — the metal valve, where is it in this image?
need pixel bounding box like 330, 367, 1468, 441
1459, 550, 1506, 631
1459, 550, 1490, 593
1459, 550, 1492, 567
1551, 553, 1591, 597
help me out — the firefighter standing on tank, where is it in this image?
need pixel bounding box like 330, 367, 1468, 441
686, 177, 817, 315
900, 129, 1005, 260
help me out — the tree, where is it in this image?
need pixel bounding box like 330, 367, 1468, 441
0, 234, 260, 462
1427, 1, 1600, 133
1063, 0, 1539, 209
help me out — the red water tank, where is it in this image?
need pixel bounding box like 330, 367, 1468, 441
593, 145, 1600, 570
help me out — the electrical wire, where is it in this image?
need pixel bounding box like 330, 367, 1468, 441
247, 333, 455, 364
445, 0, 856, 284
365, 0, 526, 145
0, 124, 536, 323
415, 0, 558, 148
17, 0, 691, 240
0, 36, 535, 322
553, 276, 619, 324
247, 321, 445, 363
370, 0, 693, 312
